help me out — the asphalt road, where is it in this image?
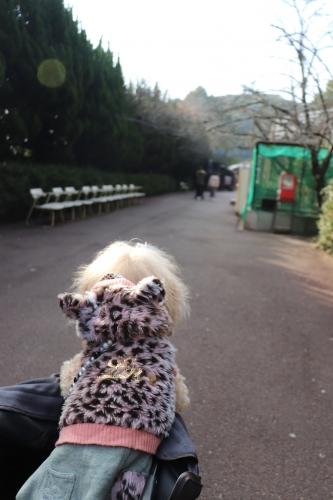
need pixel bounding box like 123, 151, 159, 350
1, 191, 333, 499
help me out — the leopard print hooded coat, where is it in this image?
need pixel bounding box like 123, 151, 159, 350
58, 274, 176, 440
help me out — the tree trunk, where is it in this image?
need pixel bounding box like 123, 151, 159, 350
309, 146, 333, 209
314, 174, 325, 209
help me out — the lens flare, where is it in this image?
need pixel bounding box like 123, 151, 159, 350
37, 59, 66, 88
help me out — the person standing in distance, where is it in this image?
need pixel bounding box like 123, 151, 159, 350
207, 171, 221, 198
194, 167, 206, 200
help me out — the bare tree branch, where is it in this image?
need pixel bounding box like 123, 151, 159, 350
202, 0, 333, 205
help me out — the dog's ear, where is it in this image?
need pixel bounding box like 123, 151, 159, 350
58, 293, 90, 320
134, 277, 166, 304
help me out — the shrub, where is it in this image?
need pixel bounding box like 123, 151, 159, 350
317, 180, 333, 253
0, 162, 178, 222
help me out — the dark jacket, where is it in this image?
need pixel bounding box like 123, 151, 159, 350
195, 170, 206, 187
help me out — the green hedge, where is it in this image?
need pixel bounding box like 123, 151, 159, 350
0, 162, 178, 222
317, 180, 333, 254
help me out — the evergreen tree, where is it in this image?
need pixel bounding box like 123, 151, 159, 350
0, 0, 205, 177
74, 46, 138, 169
0, 0, 138, 168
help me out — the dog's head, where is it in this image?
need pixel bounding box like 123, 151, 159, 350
58, 275, 172, 342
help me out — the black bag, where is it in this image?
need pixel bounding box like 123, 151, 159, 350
0, 375, 63, 499
140, 414, 203, 500
141, 456, 202, 500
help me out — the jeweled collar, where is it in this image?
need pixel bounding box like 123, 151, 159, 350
63, 339, 113, 401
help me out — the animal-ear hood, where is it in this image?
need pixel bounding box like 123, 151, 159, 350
58, 275, 171, 343
58, 292, 95, 320
133, 276, 166, 305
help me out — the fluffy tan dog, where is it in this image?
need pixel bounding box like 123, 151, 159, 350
60, 241, 190, 413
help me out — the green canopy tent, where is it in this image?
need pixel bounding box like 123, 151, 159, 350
244, 142, 333, 220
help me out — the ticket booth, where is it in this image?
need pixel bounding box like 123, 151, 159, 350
278, 173, 297, 203
272, 173, 298, 233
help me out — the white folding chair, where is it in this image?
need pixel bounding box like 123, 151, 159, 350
50, 187, 82, 221
81, 186, 97, 216
26, 188, 66, 227
64, 187, 85, 219
91, 185, 109, 214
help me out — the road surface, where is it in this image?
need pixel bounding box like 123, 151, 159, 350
1, 191, 333, 499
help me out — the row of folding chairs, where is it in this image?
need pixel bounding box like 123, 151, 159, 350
26, 184, 145, 227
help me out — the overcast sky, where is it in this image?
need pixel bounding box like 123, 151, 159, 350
65, 0, 332, 100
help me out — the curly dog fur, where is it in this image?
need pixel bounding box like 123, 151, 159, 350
60, 241, 190, 414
